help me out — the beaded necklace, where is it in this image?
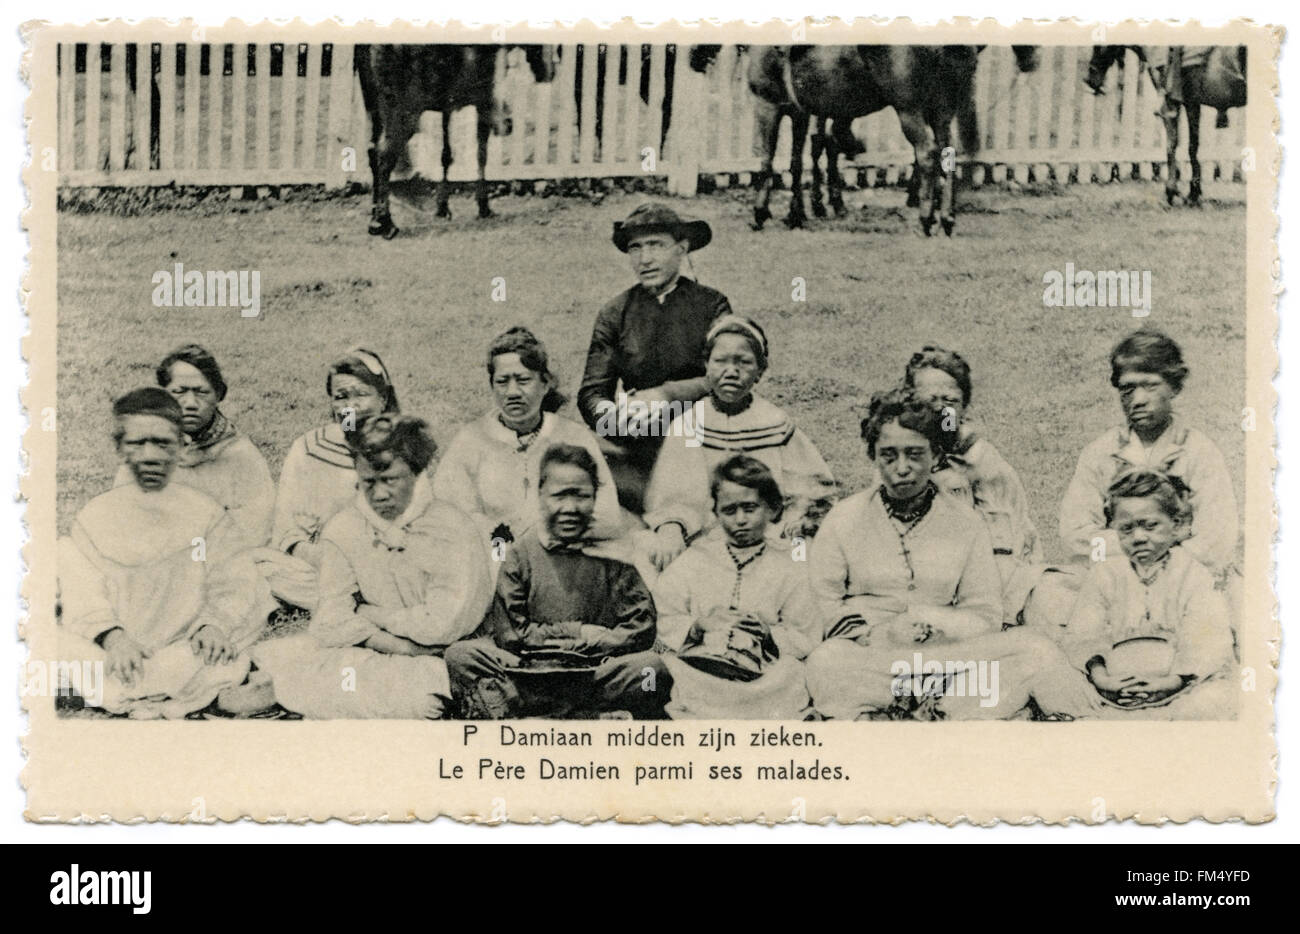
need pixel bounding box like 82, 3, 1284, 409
881, 482, 938, 592
498, 412, 542, 453
1132, 551, 1172, 625
882, 481, 938, 525
724, 541, 766, 608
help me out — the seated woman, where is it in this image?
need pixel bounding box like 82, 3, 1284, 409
642, 315, 835, 571
653, 455, 820, 720
805, 389, 1100, 721
245, 416, 493, 719
1057, 470, 1236, 719
445, 443, 671, 719
114, 344, 275, 553
58, 388, 268, 719
1060, 329, 1237, 577
902, 346, 1043, 622
265, 347, 400, 608
432, 326, 623, 559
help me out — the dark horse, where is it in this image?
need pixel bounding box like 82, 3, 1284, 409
357, 44, 556, 238
691, 45, 1039, 236
1086, 45, 1246, 205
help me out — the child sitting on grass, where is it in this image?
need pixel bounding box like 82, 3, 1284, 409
652, 455, 821, 720
1062, 469, 1236, 719
445, 443, 671, 719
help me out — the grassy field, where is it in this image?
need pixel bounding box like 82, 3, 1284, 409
55, 178, 1247, 562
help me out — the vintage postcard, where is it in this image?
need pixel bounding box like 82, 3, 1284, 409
20, 18, 1279, 824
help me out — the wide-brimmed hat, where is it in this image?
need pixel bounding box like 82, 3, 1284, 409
613, 203, 713, 253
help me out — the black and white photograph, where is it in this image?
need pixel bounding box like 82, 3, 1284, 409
16, 15, 1278, 828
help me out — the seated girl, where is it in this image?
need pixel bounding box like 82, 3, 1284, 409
642, 315, 836, 571
901, 346, 1044, 624
246, 416, 493, 719
805, 389, 1100, 721
58, 388, 268, 718
432, 326, 624, 561
1059, 329, 1237, 577
114, 344, 275, 553
264, 347, 401, 608
652, 455, 820, 720
445, 443, 671, 720
1058, 470, 1236, 719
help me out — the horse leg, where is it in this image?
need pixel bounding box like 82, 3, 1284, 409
476, 106, 493, 218
1162, 105, 1181, 205
810, 119, 827, 220
905, 158, 922, 208
437, 110, 453, 219
367, 143, 390, 237
751, 105, 783, 231
1084, 46, 1116, 95
369, 107, 414, 239
827, 125, 846, 217
937, 132, 957, 237
898, 110, 937, 235
784, 109, 810, 229
1186, 103, 1202, 206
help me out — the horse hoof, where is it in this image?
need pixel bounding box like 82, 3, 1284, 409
1165, 188, 1178, 206
905, 194, 921, 209
436, 204, 452, 219
382, 224, 400, 240
478, 206, 494, 219
368, 217, 394, 237
811, 203, 827, 219
941, 219, 955, 237
784, 215, 804, 230
920, 218, 935, 237
832, 204, 847, 218
752, 207, 771, 230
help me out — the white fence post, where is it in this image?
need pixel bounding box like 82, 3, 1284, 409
108, 43, 126, 172
182, 42, 200, 172
325, 43, 355, 189
208, 44, 224, 171
667, 47, 701, 196
231, 44, 247, 172
84, 44, 101, 173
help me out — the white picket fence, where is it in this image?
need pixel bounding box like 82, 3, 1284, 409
57, 43, 1247, 192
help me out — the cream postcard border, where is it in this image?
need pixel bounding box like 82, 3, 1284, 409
20, 18, 1280, 824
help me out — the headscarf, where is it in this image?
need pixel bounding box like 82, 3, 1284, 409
706, 315, 770, 370
327, 347, 400, 413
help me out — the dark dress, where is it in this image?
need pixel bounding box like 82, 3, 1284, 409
445, 530, 671, 718
577, 277, 732, 512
